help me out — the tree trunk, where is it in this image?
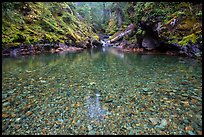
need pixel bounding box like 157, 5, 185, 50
103, 2, 106, 24
109, 24, 136, 43
117, 9, 123, 27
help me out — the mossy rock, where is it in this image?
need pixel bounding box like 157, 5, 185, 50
92, 35, 99, 41
178, 33, 197, 46
136, 29, 144, 35
5, 43, 21, 47
177, 18, 196, 31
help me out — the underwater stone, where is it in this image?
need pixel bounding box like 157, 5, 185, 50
142, 88, 149, 92
188, 131, 196, 135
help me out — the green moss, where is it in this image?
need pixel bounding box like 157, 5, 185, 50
6, 42, 21, 47
178, 33, 197, 46
196, 11, 202, 18
2, 2, 99, 47
136, 29, 143, 35
92, 35, 99, 41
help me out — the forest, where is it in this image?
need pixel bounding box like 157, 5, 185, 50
2, 2, 202, 135
2, 2, 202, 58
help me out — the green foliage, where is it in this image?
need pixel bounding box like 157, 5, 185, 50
2, 2, 24, 24
178, 33, 197, 46
196, 10, 202, 19
2, 2, 99, 46
133, 2, 178, 23
2, 2, 202, 51
74, 2, 109, 32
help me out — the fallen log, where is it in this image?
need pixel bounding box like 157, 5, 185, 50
108, 23, 136, 43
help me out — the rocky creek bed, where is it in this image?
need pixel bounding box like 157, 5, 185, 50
2, 49, 202, 135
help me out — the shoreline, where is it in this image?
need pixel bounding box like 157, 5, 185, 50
2, 45, 85, 57
2, 45, 202, 62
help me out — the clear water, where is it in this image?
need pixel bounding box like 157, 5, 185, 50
2, 47, 202, 135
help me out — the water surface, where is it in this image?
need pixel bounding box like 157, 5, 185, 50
2, 47, 202, 135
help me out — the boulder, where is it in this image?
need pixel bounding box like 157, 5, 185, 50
119, 40, 128, 48
178, 43, 201, 57
92, 39, 102, 47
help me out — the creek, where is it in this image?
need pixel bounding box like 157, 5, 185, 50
2, 47, 202, 135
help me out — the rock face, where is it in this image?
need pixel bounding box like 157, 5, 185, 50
178, 43, 201, 57
91, 39, 102, 48
155, 3, 202, 58
110, 2, 202, 58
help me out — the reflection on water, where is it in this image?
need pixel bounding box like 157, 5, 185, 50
102, 47, 124, 59
86, 93, 106, 121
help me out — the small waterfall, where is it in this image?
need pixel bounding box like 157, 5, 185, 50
100, 35, 112, 47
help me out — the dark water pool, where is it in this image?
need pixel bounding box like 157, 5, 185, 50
2, 47, 202, 135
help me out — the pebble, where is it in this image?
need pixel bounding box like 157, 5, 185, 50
155, 119, 167, 130
197, 131, 202, 135
14, 124, 21, 130
2, 125, 8, 131
147, 124, 154, 129
188, 131, 196, 135
76, 120, 81, 126
142, 88, 149, 92
105, 99, 113, 103
65, 107, 70, 111
87, 125, 93, 131
183, 119, 189, 124
90, 82, 96, 85
42, 128, 46, 134
67, 91, 71, 96
39, 111, 45, 115
149, 107, 154, 111
129, 130, 134, 135
16, 118, 21, 122
26, 111, 33, 116
11, 114, 17, 118
40, 80, 46, 83
88, 130, 96, 135
160, 119, 167, 127
191, 96, 202, 101
181, 81, 188, 85
56, 121, 62, 125
2, 94, 8, 99
181, 101, 190, 107
8, 89, 15, 94
191, 99, 197, 104
185, 125, 193, 131
3, 102, 10, 107
149, 118, 159, 126
172, 123, 177, 129
27, 96, 34, 99
2, 113, 10, 118
26, 70, 32, 73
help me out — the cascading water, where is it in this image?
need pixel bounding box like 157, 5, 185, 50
100, 35, 112, 47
